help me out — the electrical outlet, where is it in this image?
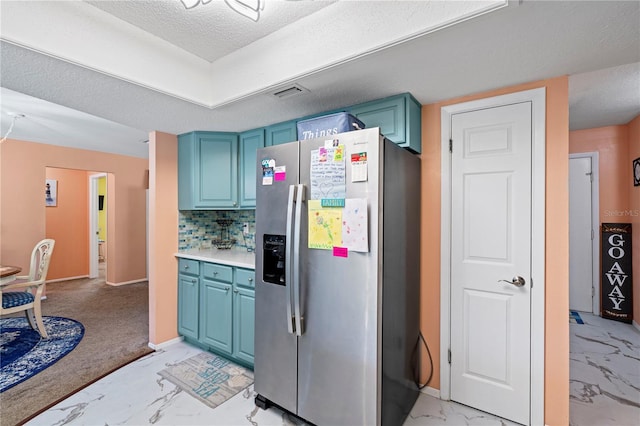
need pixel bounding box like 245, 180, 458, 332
243, 222, 249, 235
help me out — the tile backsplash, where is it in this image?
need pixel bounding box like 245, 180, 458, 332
179, 210, 255, 251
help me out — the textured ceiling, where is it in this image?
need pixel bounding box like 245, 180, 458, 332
569, 62, 640, 131
1, 0, 639, 159
86, 0, 337, 62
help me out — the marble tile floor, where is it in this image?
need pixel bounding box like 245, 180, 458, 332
569, 312, 640, 426
27, 340, 514, 426
26, 312, 639, 426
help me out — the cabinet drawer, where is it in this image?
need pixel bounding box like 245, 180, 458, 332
236, 268, 255, 289
179, 258, 200, 276
203, 263, 233, 283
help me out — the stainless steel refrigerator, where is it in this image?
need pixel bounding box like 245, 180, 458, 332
254, 127, 421, 426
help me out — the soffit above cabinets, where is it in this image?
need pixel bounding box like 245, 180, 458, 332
0, 0, 507, 108
0, 1, 638, 159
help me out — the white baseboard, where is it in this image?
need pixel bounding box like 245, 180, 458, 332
633, 320, 640, 333
46, 275, 89, 283
106, 278, 148, 287
148, 336, 183, 351
420, 386, 441, 399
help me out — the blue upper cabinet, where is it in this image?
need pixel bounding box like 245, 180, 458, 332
178, 93, 421, 211
265, 121, 297, 146
196, 132, 238, 208
239, 128, 265, 208
178, 132, 239, 210
349, 93, 422, 153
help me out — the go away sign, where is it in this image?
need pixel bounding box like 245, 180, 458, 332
601, 223, 633, 323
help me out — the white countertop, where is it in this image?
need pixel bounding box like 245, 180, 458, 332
175, 248, 255, 269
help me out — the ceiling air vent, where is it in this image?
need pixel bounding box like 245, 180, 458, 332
270, 84, 309, 99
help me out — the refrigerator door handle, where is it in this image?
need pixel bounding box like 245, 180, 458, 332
293, 183, 305, 336
285, 184, 297, 335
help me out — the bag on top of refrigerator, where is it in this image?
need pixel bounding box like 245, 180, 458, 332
296, 112, 365, 141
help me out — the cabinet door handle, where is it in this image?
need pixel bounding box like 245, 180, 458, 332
234, 290, 239, 294
225, 286, 230, 292
191, 279, 196, 283
184, 265, 189, 269
248, 277, 253, 282
213, 271, 218, 275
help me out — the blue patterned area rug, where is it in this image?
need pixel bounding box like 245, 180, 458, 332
158, 352, 253, 409
0, 316, 84, 393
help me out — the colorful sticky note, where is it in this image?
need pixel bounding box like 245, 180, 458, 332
319, 147, 328, 162
333, 247, 348, 257
274, 166, 286, 181
334, 145, 345, 162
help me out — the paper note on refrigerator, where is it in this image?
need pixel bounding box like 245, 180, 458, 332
341, 198, 369, 252
310, 147, 346, 200
308, 200, 343, 250
350, 152, 368, 182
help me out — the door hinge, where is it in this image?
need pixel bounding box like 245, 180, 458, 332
591, 229, 594, 240
449, 139, 453, 153
592, 287, 595, 297
448, 349, 451, 364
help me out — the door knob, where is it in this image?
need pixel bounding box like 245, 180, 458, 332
498, 276, 526, 287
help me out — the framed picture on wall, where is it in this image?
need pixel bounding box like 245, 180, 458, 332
634, 157, 640, 187
46, 179, 57, 206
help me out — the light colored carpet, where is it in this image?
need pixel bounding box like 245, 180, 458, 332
0, 272, 152, 426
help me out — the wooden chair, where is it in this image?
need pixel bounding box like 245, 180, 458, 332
1, 239, 55, 338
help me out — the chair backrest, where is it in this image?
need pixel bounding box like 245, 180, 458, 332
25, 239, 55, 283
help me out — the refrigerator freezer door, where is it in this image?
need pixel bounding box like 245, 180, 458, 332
254, 142, 300, 414
296, 129, 382, 425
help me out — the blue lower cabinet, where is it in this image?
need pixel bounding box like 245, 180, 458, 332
177, 260, 255, 368
201, 278, 233, 354
233, 287, 255, 365
177, 273, 199, 340
233, 268, 255, 365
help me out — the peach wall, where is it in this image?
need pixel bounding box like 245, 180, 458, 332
0, 139, 148, 284
628, 116, 640, 325
421, 76, 570, 425
148, 131, 179, 345
569, 126, 631, 224
44, 168, 90, 280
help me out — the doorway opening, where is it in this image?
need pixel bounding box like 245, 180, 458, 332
90, 173, 108, 279
45, 167, 110, 282
568, 153, 600, 314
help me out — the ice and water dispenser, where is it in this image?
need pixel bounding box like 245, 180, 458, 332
263, 235, 286, 286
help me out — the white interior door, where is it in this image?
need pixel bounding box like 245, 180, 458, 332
450, 102, 532, 425
569, 157, 594, 312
